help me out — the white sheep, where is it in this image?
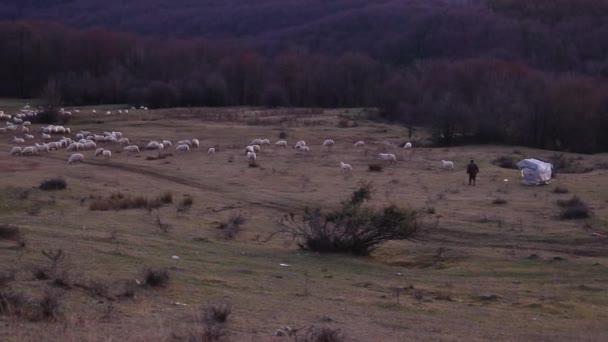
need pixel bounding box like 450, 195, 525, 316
10, 146, 21, 156
252, 144, 261, 152
22, 121, 31, 127
102, 150, 112, 159
21, 126, 29, 133
323, 139, 335, 147
191, 139, 200, 148
124, 145, 140, 153
162, 140, 172, 147
441, 160, 455, 169
404, 142, 413, 149
68, 153, 84, 164
177, 140, 192, 147
339, 162, 352, 173
294, 141, 306, 149
24, 134, 34, 140
22, 146, 36, 156
378, 153, 397, 164
95, 148, 105, 157
260, 139, 271, 145
118, 137, 130, 145
84, 141, 97, 150
35, 144, 49, 153
250, 138, 263, 145
42, 133, 51, 140
246, 151, 257, 161
176, 144, 190, 152
146, 141, 162, 150
295, 144, 310, 151
354, 141, 365, 147
12, 136, 25, 144
275, 140, 288, 147
207, 147, 216, 154
244, 145, 255, 154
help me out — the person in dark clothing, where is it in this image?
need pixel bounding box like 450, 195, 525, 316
467, 160, 479, 185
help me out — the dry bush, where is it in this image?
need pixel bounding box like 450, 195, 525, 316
0, 225, 21, 242
368, 163, 383, 172
0, 289, 29, 318
248, 161, 260, 168
186, 325, 229, 342
39, 178, 67, 191
90, 192, 167, 211
277, 182, 418, 255
279, 131, 287, 139
0, 270, 16, 288
204, 302, 232, 324
180, 195, 194, 208
557, 196, 591, 219
553, 186, 569, 194
492, 198, 508, 205
217, 214, 246, 240
144, 269, 170, 288
160, 192, 173, 204
492, 156, 518, 169
0, 288, 63, 322
36, 289, 63, 322
303, 326, 345, 342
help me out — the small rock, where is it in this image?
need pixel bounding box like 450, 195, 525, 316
279, 263, 291, 267
480, 293, 498, 301
396, 272, 403, 276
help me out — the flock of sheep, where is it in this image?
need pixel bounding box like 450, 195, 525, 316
3, 106, 460, 173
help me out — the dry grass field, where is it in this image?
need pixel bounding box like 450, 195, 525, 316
1, 103, 608, 341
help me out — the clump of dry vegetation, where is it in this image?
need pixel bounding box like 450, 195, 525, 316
89, 192, 169, 211
303, 326, 345, 342
143, 269, 170, 288
277, 182, 418, 255
0, 224, 21, 242
217, 214, 246, 240
553, 186, 569, 194
492, 198, 508, 205
492, 155, 518, 169
557, 196, 591, 219
39, 178, 67, 191
368, 163, 383, 172
204, 302, 232, 324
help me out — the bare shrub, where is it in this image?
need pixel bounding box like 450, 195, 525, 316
42, 249, 65, 277
276, 182, 418, 255
557, 196, 591, 219
36, 289, 63, 321
204, 302, 232, 324
217, 214, 246, 240
492, 198, 508, 205
0, 270, 16, 288
144, 269, 170, 288
160, 192, 173, 204
186, 325, 229, 342
492, 156, 518, 169
0, 289, 29, 318
303, 326, 345, 342
179, 195, 194, 211
39, 178, 67, 191
248, 161, 260, 168
553, 186, 569, 194
368, 163, 383, 172
279, 131, 287, 139
90, 192, 167, 211
0, 225, 21, 242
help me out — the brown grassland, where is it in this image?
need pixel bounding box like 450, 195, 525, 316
1, 104, 608, 341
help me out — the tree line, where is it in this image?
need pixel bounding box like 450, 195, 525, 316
0, 21, 606, 153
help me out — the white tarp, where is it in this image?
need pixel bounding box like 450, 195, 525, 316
517, 158, 553, 185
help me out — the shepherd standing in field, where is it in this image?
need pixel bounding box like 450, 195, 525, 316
467, 159, 479, 185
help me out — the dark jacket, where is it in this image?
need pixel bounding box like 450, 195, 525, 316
467, 163, 479, 175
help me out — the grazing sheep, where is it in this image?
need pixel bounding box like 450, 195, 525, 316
66, 143, 79, 152
404, 142, 413, 149
124, 145, 140, 153
102, 150, 112, 159
354, 141, 365, 147
146, 141, 162, 150
24, 134, 34, 140
441, 160, 455, 169
95, 148, 105, 157
21, 126, 29, 133
176, 144, 190, 152
83, 141, 97, 150
35, 144, 49, 153
295, 144, 310, 151
378, 153, 397, 164
339, 161, 352, 173
22, 146, 36, 156
207, 147, 216, 154
246, 151, 257, 161
191, 139, 200, 148
177, 140, 192, 147
323, 139, 335, 147
252, 145, 261, 152
275, 140, 288, 147
294, 141, 306, 149
244, 145, 255, 154
250, 138, 263, 145
260, 139, 271, 145
105, 111, 111, 115
162, 140, 172, 147
68, 153, 84, 164
118, 137, 130, 145
42, 133, 51, 140
22, 121, 31, 127
12, 136, 25, 144
10, 146, 21, 156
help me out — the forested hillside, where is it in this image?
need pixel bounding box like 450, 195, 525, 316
0, 0, 607, 152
